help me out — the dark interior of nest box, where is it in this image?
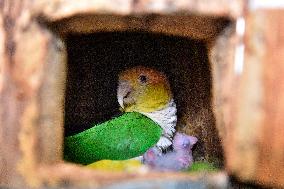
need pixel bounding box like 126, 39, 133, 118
57, 15, 231, 168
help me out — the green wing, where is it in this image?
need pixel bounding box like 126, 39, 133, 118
64, 112, 162, 165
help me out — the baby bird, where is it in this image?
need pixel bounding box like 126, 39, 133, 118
143, 132, 198, 171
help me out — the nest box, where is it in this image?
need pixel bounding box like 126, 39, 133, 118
0, 0, 284, 188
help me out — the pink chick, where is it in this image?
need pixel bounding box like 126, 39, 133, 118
143, 132, 198, 171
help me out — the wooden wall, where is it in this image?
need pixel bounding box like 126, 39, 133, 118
2, 0, 284, 188
229, 9, 284, 187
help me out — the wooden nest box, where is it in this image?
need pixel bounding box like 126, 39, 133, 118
1, 0, 284, 188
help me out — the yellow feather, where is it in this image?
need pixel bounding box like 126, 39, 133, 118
86, 159, 143, 172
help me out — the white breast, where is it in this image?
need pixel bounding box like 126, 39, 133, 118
141, 99, 177, 150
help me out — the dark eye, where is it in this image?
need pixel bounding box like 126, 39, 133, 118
139, 75, 147, 84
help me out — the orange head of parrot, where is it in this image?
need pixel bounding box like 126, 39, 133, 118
117, 66, 173, 113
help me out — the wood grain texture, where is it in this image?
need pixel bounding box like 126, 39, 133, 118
0, 0, 261, 188
0, 0, 227, 187
1, 0, 34, 186
0, 0, 66, 187
50, 14, 229, 41
37, 163, 228, 188
0, 1, 7, 185
0, 0, 231, 187
210, 23, 237, 168
210, 23, 236, 150
220, 9, 284, 188
33, 0, 244, 21
256, 10, 284, 187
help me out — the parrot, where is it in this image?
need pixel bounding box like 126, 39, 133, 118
143, 132, 198, 171
117, 66, 177, 152
64, 66, 177, 165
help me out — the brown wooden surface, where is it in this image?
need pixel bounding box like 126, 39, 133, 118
0, 0, 232, 187
38, 163, 228, 188
256, 9, 284, 187
34, 0, 244, 21
220, 9, 284, 188
1, 0, 37, 186
210, 22, 237, 168
0, 0, 66, 187
50, 14, 229, 41
0, 2, 6, 185
6, 0, 284, 188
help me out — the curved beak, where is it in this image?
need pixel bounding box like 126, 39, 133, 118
117, 81, 132, 109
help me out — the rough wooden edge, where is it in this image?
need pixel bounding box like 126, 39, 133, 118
15, 19, 66, 189
0, 3, 7, 186
32, 0, 245, 22
0, 1, 66, 187
211, 8, 284, 189
37, 162, 228, 188
226, 9, 265, 182
1, 1, 46, 187
209, 21, 237, 157
257, 10, 284, 188
37, 25, 66, 164
230, 9, 284, 188
49, 14, 230, 41
0, 0, 243, 188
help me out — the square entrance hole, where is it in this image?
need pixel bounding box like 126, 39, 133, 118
47, 13, 232, 172
63, 29, 229, 169
6, 9, 239, 187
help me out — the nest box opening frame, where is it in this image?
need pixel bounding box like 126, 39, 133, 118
60, 15, 233, 168
63, 30, 227, 165
0, 1, 245, 188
